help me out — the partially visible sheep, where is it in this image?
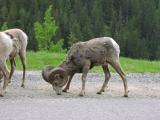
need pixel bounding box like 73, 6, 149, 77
0, 32, 13, 96
3, 28, 28, 87
42, 37, 128, 97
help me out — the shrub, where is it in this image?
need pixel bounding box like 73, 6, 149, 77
49, 39, 67, 53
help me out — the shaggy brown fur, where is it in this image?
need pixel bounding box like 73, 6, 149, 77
42, 37, 128, 97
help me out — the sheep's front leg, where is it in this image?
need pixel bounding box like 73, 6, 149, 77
79, 61, 91, 96
19, 51, 26, 88
110, 61, 128, 97
63, 73, 75, 92
97, 64, 111, 94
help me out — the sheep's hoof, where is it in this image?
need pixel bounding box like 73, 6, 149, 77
0, 93, 4, 97
97, 89, 104, 94
79, 94, 84, 97
123, 94, 128, 97
57, 93, 62, 95
97, 91, 102, 95
62, 89, 68, 93
21, 84, 25, 88
79, 91, 85, 97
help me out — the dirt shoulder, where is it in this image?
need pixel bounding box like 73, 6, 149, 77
0, 71, 160, 120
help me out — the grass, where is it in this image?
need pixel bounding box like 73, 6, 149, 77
13, 51, 160, 73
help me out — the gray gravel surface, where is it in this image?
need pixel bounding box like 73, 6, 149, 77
0, 71, 160, 120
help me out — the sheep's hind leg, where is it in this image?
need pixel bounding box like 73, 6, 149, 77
19, 51, 26, 88
0, 71, 3, 83
0, 91, 4, 97
97, 64, 111, 94
110, 61, 128, 97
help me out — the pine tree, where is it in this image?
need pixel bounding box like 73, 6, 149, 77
1, 6, 8, 21
91, 0, 105, 37
68, 32, 78, 47
7, 1, 18, 27
1, 22, 8, 31
34, 5, 58, 50
101, 0, 114, 25
69, 12, 82, 41
153, 1, 160, 59
79, 5, 93, 40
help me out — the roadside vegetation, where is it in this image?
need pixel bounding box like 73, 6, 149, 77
13, 51, 160, 73
2, 3, 160, 73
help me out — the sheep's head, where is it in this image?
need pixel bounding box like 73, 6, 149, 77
42, 66, 68, 95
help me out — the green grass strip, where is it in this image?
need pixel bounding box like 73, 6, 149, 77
13, 51, 160, 73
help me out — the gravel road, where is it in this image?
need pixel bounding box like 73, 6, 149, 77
0, 71, 160, 120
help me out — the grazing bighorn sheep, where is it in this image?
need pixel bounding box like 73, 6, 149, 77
42, 37, 128, 97
0, 32, 13, 96
1, 28, 28, 87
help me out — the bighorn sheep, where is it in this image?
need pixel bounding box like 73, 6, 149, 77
0, 32, 13, 96
42, 37, 128, 97
1, 28, 28, 87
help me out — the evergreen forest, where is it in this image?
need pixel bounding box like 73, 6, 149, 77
0, 0, 160, 60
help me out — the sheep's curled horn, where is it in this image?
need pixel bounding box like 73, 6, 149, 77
42, 66, 68, 86
42, 65, 54, 83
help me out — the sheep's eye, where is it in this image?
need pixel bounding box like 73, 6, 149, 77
60, 75, 64, 79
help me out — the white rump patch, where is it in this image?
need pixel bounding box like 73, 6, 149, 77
106, 37, 120, 55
